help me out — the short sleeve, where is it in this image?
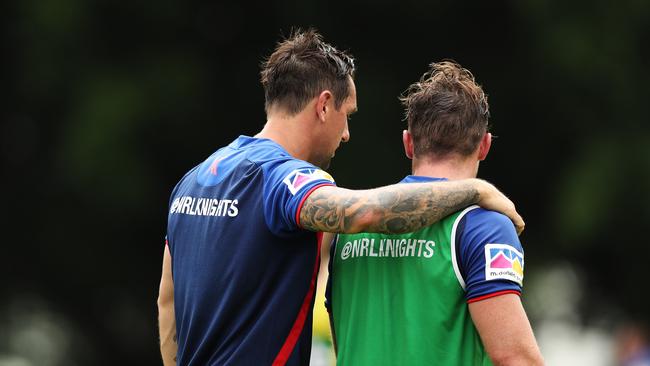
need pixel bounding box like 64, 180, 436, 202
457, 208, 524, 303
261, 159, 336, 237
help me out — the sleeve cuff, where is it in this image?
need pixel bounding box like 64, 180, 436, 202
467, 290, 521, 304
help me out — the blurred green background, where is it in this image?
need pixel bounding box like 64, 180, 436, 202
2, 0, 649, 365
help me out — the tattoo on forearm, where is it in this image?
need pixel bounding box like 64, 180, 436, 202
300, 182, 479, 234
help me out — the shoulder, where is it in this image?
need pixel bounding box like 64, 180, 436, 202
457, 208, 525, 291
462, 208, 518, 238
170, 163, 202, 197
458, 207, 522, 260
241, 143, 317, 175
255, 155, 335, 192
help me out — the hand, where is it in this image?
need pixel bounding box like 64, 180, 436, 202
473, 179, 525, 234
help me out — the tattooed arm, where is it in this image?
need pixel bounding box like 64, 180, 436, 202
300, 178, 523, 234
158, 244, 177, 366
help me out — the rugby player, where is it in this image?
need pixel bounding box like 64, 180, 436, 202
327, 61, 544, 365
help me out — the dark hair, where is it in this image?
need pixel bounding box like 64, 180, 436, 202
400, 60, 490, 158
260, 28, 356, 115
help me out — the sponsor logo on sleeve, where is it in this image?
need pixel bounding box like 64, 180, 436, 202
283, 168, 334, 195
484, 244, 524, 286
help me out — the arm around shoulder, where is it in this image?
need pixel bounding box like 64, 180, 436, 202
298, 178, 523, 234
469, 294, 544, 366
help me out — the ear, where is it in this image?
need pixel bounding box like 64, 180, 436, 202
316, 90, 333, 122
402, 130, 414, 160
477, 132, 492, 161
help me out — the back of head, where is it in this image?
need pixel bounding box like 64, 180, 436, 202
260, 28, 356, 115
400, 60, 490, 159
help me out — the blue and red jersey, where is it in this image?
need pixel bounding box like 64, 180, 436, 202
166, 136, 335, 365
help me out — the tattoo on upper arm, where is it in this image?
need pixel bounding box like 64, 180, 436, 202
299, 189, 354, 232
300, 183, 478, 234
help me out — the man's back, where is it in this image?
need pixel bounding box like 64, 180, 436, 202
328, 176, 524, 366
167, 136, 335, 365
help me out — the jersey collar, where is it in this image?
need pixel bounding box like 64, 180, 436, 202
399, 175, 448, 184
231, 135, 290, 154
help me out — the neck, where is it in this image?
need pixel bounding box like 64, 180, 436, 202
255, 108, 315, 163
411, 155, 478, 180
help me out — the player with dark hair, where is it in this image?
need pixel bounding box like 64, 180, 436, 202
327, 61, 544, 365
157, 31, 524, 366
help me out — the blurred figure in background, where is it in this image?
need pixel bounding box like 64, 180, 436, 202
326, 61, 543, 365
617, 322, 650, 366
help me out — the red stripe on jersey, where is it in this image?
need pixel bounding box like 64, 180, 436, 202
466, 290, 521, 304
294, 183, 335, 228
272, 233, 322, 365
